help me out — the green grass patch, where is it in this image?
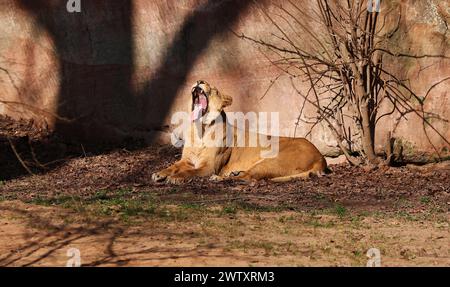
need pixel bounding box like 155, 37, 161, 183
28, 195, 81, 207
304, 214, 336, 228
420, 196, 431, 204
221, 205, 238, 215
396, 210, 418, 222
23, 187, 222, 223
180, 203, 206, 211
235, 201, 296, 213
333, 204, 348, 218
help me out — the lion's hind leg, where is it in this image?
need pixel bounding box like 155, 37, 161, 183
269, 171, 313, 183
225, 162, 273, 183
270, 168, 328, 182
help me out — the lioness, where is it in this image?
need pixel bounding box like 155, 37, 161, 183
152, 80, 327, 184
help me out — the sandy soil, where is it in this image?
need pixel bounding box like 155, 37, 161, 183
0, 201, 448, 267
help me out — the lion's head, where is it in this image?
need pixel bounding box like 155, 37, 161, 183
191, 80, 232, 124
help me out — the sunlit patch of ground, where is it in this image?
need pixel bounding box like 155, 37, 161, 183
0, 199, 448, 267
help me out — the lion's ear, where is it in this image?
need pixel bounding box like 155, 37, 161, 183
221, 94, 233, 108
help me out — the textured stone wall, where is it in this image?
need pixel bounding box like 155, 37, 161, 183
0, 0, 448, 155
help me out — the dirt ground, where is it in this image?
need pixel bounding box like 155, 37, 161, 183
0, 115, 449, 266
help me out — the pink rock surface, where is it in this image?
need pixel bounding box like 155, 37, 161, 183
0, 0, 448, 154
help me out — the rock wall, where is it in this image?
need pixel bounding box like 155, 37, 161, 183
0, 0, 448, 155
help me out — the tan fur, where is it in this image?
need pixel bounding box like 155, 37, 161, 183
152, 81, 327, 184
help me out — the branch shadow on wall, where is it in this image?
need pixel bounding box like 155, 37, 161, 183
137, 0, 254, 130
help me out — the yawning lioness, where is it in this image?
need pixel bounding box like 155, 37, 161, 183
152, 80, 327, 184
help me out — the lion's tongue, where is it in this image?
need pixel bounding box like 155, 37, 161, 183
191, 95, 207, 122
191, 105, 203, 122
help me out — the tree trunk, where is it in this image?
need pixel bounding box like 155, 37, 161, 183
354, 69, 378, 164
360, 102, 377, 163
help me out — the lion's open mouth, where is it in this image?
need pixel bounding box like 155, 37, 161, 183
191, 87, 208, 122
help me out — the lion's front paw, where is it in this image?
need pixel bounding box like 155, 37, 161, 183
166, 175, 191, 185
152, 171, 168, 183
209, 175, 224, 182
